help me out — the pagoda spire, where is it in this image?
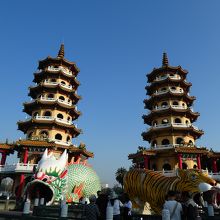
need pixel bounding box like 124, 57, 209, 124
162, 52, 169, 67
57, 44, 65, 58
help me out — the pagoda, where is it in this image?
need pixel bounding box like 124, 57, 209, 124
129, 53, 220, 173
0, 45, 93, 198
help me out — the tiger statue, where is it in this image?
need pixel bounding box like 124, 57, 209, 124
124, 168, 219, 214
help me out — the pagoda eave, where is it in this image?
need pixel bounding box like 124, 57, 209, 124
144, 94, 196, 109
23, 101, 80, 119
142, 127, 204, 141
17, 120, 81, 136
28, 86, 80, 101
142, 109, 200, 125
15, 139, 93, 157
146, 81, 192, 95
38, 57, 80, 75
147, 65, 188, 82
33, 72, 80, 87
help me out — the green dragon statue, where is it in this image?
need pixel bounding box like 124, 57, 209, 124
26, 149, 101, 205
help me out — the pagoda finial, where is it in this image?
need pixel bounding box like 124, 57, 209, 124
162, 52, 169, 67
57, 44, 64, 58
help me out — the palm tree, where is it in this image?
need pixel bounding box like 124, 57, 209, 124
115, 167, 127, 189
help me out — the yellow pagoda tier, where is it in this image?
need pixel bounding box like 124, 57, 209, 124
17, 44, 82, 147
127, 53, 220, 172
142, 53, 204, 148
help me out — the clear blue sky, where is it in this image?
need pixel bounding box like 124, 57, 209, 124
0, 1, 220, 186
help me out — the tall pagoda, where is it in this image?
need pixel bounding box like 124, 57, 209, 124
129, 53, 220, 172
0, 45, 93, 198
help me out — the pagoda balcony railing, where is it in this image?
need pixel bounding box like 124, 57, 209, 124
57, 99, 72, 106
40, 97, 72, 106
149, 123, 201, 130
0, 163, 36, 173
154, 75, 181, 82
150, 144, 180, 150
33, 116, 72, 125
54, 139, 72, 146
44, 80, 73, 90
47, 66, 72, 76
40, 97, 56, 102
153, 105, 187, 111
60, 82, 72, 90
153, 88, 184, 96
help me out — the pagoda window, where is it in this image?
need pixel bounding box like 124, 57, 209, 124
152, 120, 158, 126
28, 132, 33, 139
48, 94, 54, 98
182, 163, 188, 169
50, 78, 56, 82
162, 118, 169, 124
163, 163, 171, 170
33, 112, 39, 117
189, 140, 193, 146
161, 102, 168, 107
154, 105, 158, 110
162, 139, 170, 145
173, 101, 178, 106
61, 81, 66, 85
55, 133, 62, 140
161, 87, 167, 91
67, 116, 71, 122
185, 120, 189, 124
40, 131, 49, 139
66, 136, 71, 142
59, 96, 65, 101
151, 140, 157, 147
44, 111, 51, 117
57, 113, 63, 119
174, 118, 181, 123
171, 86, 176, 90
176, 137, 184, 145
169, 73, 174, 77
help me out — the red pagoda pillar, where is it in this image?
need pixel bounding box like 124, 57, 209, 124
212, 158, 218, 173
196, 154, 201, 169
178, 153, 182, 169
144, 155, 149, 169
17, 148, 29, 198
0, 152, 7, 165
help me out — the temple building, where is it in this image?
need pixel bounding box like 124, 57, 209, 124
0, 45, 93, 197
129, 53, 220, 173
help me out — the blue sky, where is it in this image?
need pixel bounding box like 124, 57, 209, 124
0, 1, 220, 186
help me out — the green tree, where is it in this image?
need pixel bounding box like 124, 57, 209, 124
115, 167, 127, 189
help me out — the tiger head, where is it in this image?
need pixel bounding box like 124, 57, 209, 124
175, 169, 217, 193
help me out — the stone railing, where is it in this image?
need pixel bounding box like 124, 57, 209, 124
0, 163, 37, 173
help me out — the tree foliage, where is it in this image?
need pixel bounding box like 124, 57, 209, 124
115, 167, 127, 189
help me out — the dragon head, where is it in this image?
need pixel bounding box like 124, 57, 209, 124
26, 149, 68, 205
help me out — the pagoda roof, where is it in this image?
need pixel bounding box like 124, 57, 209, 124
142, 125, 204, 142
38, 44, 80, 75
142, 108, 200, 125
0, 143, 15, 153
146, 79, 192, 96
23, 100, 80, 119
128, 146, 210, 160
33, 71, 80, 88
17, 119, 81, 137
144, 92, 196, 109
28, 85, 81, 102
15, 139, 93, 158
147, 53, 188, 83
174, 146, 209, 154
